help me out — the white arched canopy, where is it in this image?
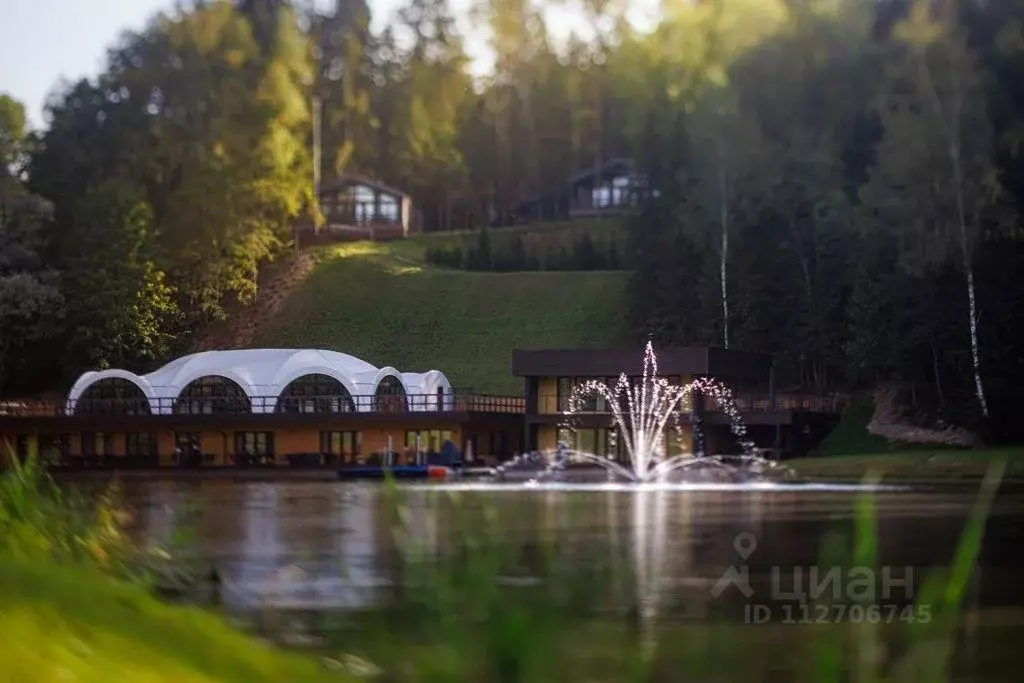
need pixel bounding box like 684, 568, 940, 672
373, 368, 408, 413
67, 370, 156, 414
403, 370, 454, 412
66, 349, 453, 415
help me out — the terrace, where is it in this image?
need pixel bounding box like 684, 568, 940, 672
0, 392, 525, 420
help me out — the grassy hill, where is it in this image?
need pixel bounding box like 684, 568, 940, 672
252, 235, 629, 394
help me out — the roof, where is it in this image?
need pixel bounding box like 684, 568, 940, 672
568, 157, 636, 185
511, 346, 773, 383
318, 174, 411, 199
66, 349, 451, 414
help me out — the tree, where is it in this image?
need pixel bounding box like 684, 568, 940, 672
0, 195, 63, 393
313, 0, 375, 176
57, 181, 177, 374
864, 0, 998, 417
0, 94, 28, 221
678, 84, 763, 348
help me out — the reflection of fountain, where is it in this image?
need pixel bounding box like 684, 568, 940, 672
495, 342, 786, 485
632, 488, 669, 660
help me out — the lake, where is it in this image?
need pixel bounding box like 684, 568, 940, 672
72, 475, 1024, 679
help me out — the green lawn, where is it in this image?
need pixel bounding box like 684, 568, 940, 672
254, 239, 629, 393
789, 447, 1024, 481
0, 559, 351, 683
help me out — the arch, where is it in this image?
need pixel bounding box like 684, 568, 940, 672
406, 370, 454, 412
374, 370, 407, 413
275, 373, 356, 414
173, 375, 252, 414
72, 375, 154, 415
271, 362, 359, 402
67, 370, 156, 414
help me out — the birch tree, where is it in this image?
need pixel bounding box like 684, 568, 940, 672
864, 0, 997, 416
681, 85, 763, 349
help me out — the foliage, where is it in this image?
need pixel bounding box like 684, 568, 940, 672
0, 92, 29, 219
2, 0, 1024, 443
0, 194, 64, 392
423, 220, 626, 272
0, 558, 353, 683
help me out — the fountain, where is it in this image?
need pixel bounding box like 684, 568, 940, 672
491, 341, 788, 486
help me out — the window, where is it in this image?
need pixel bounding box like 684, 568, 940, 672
591, 174, 635, 209
557, 377, 611, 413
559, 428, 622, 460
379, 195, 399, 222
353, 185, 376, 224
489, 430, 507, 457
175, 432, 201, 452
375, 375, 407, 412
556, 377, 574, 412
81, 432, 114, 456
174, 376, 250, 414
125, 432, 158, 458
405, 429, 453, 454
235, 431, 274, 457
320, 431, 361, 461
76, 378, 150, 415
277, 374, 355, 413
40, 434, 70, 460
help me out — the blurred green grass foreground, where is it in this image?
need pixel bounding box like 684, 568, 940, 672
0, 454, 353, 683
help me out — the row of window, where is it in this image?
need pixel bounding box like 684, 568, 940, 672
556, 427, 687, 459
320, 186, 401, 224
18, 430, 457, 459
591, 176, 638, 209
75, 374, 418, 416
554, 375, 689, 413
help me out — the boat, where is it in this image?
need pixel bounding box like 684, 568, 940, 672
337, 464, 455, 480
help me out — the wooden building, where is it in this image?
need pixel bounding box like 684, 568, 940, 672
313, 175, 414, 241
0, 346, 843, 470
512, 346, 841, 458
0, 349, 521, 469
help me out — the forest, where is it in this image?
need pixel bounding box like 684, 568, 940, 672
1, 0, 1024, 439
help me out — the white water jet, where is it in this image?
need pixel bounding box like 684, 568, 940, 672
507, 341, 787, 485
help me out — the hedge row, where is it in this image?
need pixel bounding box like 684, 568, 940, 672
424, 224, 627, 272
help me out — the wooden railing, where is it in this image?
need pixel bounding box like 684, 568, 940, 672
0, 392, 525, 418
534, 392, 844, 416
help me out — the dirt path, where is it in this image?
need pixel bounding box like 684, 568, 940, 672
192, 251, 318, 352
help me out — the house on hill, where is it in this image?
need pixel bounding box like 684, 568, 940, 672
313, 175, 415, 241
493, 158, 650, 227
567, 157, 648, 220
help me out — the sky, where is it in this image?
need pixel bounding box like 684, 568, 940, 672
0, 0, 657, 132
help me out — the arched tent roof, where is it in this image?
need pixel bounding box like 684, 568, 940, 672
66, 349, 450, 414
402, 370, 454, 412
67, 369, 157, 413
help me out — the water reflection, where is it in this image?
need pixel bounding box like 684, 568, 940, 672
110, 479, 1024, 621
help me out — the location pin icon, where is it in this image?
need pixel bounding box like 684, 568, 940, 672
733, 532, 757, 560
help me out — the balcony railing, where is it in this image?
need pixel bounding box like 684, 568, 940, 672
0, 393, 525, 418
534, 392, 843, 416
